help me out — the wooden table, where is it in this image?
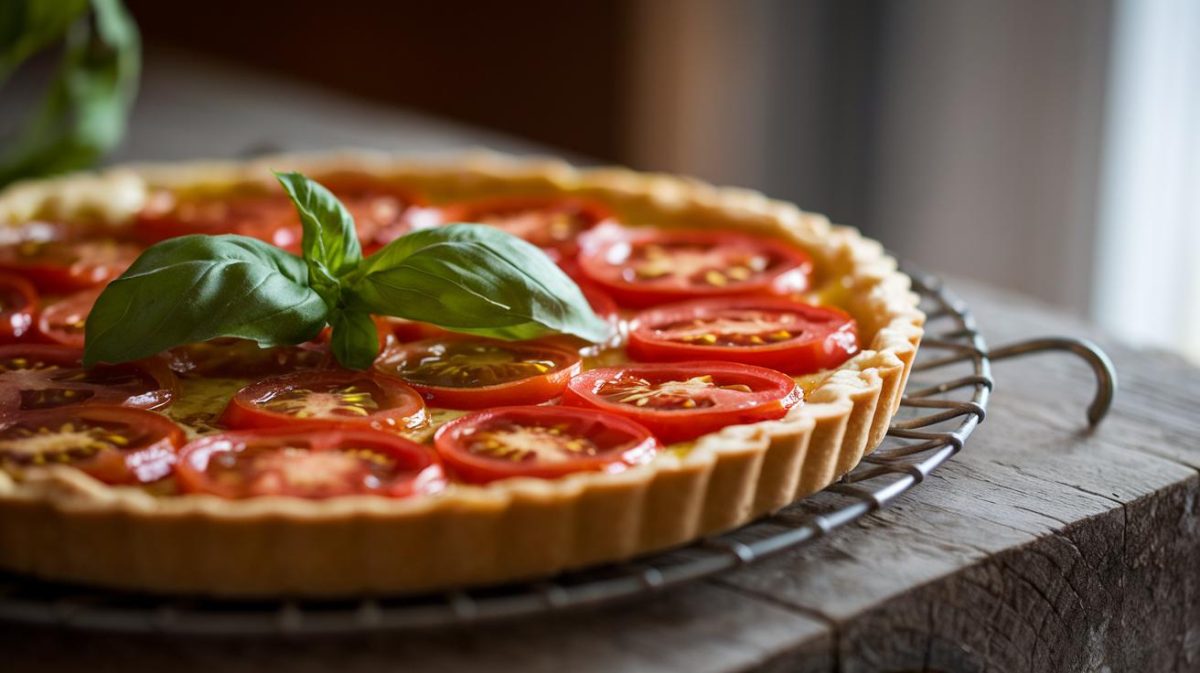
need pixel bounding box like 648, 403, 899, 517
4, 52, 1198, 673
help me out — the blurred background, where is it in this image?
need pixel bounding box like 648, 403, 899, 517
4, 0, 1198, 360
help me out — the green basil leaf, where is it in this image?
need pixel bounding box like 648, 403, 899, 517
328, 310, 380, 371
83, 235, 328, 366
274, 170, 362, 290
347, 224, 610, 343
0, 0, 88, 82
0, 0, 140, 187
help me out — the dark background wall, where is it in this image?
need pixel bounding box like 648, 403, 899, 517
90, 1, 1120, 324
125, 0, 634, 162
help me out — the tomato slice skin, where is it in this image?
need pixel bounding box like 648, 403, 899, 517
166, 338, 331, 379
0, 239, 142, 293
175, 427, 445, 499
627, 298, 859, 375
320, 174, 436, 251
0, 405, 185, 485
374, 337, 582, 409
0, 272, 38, 344
438, 196, 614, 262
434, 405, 659, 484
379, 316, 448, 344
36, 286, 102, 349
0, 344, 179, 415
577, 225, 814, 309
137, 180, 432, 253
134, 190, 301, 249
562, 362, 800, 444
221, 369, 427, 433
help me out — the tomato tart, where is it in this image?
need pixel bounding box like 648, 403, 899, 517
0, 152, 923, 596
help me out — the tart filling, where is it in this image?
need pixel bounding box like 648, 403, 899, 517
0, 186, 852, 493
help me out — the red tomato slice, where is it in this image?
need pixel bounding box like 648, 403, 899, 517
136, 191, 302, 249
379, 316, 448, 344
539, 281, 623, 355
319, 174, 437, 251
0, 405, 185, 484
166, 338, 331, 379
438, 196, 614, 262
0, 239, 141, 293
0, 345, 178, 414
577, 281, 620, 321
434, 405, 659, 483
221, 370, 427, 432
577, 225, 813, 308
175, 427, 445, 499
0, 272, 38, 343
36, 286, 102, 349
562, 362, 800, 444
628, 298, 859, 375
137, 180, 432, 253
375, 338, 581, 409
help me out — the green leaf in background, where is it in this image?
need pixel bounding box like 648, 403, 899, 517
83, 235, 328, 366
328, 310, 380, 371
0, 0, 88, 82
0, 0, 140, 187
274, 171, 362, 296
348, 223, 611, 344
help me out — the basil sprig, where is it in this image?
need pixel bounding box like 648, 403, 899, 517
83, 172, 610, 369
0, 0, 140, 187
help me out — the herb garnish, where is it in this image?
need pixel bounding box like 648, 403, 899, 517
83, 172, 610, 369
0, 0, 140, 188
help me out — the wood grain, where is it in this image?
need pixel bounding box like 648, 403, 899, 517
719, 279, 1200, 673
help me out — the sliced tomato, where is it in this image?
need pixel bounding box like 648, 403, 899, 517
374, 337, 581, 409
175, 427, 445, 499
539, 281, 623, 355
0, 272, 38, 343
577, 281, 620, 321
577, 225, 813, 308
439, 196, 614, 262
166, 338, 330, 379
137, 178, 433, 252
0, 405, 185, 484
0, 239, 141, 293
221, 370, 427, 432
379, 316, 448, 344
36, 286, 102, 349
434, 405, 659, 483
319, 173, 437, 251
628, 298, 858, 375
562, 362, 800, 443
133, 189, 300, 249
0, 345, 178, 414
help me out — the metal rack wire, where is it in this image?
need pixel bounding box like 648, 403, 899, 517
0, 268, 1116, 636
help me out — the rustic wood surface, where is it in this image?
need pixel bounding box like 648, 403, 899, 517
2, 52, 1197, 673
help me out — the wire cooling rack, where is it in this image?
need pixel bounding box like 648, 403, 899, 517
0, 268, 1116, 636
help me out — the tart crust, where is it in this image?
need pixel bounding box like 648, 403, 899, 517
0, 151, 924, 596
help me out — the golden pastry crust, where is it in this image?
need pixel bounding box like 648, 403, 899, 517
0, 151, 924, 596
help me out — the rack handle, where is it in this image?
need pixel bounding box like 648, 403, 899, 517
988, 337, 1117, 427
